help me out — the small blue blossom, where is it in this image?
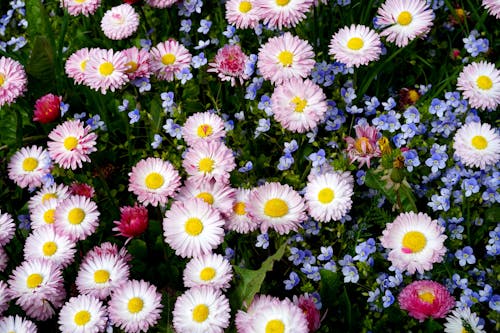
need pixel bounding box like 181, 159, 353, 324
284, 271, 300, 290
455, 246, 476, 266
283, 140, 298, 154
192, 52, 208, 68
238, 161, 253, 173
489, 295, 500, 311
318, 246, 333, 261
180, 19, 192, 32
429, 98, 448, 118
342, 265, 359, 283
277, 153, 294, 171
175, 67, 193, 84
254, 118, 270, 138
382, 97, 396, 111
461, 177, 480, 197
382, 290, 395, 308
197, 19, 212, 34
258, 95, 273, 116
132, 77, 151, 93
118, 99, 129, 112
341, 87, 356, 104
256, 233, 269, 249
163, 119, 182, 139
308, 149, 326, 168
86, 114, 106, 131
222, 25, 236, 38
224, 247, 235, 260
151, 134, 162, 149
18, 214, 31, 231
300, 264, 321, 281
128, 109, 140, 124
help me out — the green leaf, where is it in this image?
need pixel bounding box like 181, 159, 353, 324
128, 239, 148, 260
0, 109, 18, 148
230, 242, 287, 309
485, 206, 500, 224
26, 36, 56, 94
26, 0, 55, 43
398, 184, 418, 213
319, 269, 342, 311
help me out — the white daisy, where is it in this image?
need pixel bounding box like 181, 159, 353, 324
0, 316, 37, 333
58, 294, 107, 333
7, 145, 52, 190
444, 306, 486, 333
30, 198, 59, 230
28, 183, 70, 215
183, 253, 233, 290
225, 187, 259, 233
456, 61, 500, 110
24, 225, 76, 268
54, 195, 100, 241
453, 121, 500, 169
0, 210, 15, 246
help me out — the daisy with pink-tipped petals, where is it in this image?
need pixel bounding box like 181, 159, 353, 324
456, 61, 500, 110
225, 0, 260, 29
482, 0, 500, 18
54, 195, 100, 241
30, 198, 58, 230
58, 294, 107, 333
183, 253, 233, 290
0, 316, 37, 333
65, 48, 92, 85
226, 187, 259, 233
182, 111, 226, 146
28, 183, 70, 214
24, 225, 76, 268
0, 280, 10, 315
344, 123, 381, 168
128, 157, 181, 207
8, 145, 52, 190
453, 121, 500, 169
176, 179, 236, 216
60, 0, 102, 17
208, 44, 250, 86
0, 247, 7, 272
122, 46, 151, 80
150, 39, 192, 81
0, 211, 15, 246
101, 4, 139, 40
255, 0, 314, 30
0, 56, 27, 107
146, 0, 178, 8
85, 48, 129, 94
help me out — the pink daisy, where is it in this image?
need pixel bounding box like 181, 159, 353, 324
225, 0, 260, 29
380, 212, 447, 274
60, 0, 102, 17
65, 48, 91, 85
128, 157, 181, 207
176, 179, 236, 216
398, 280, 455, 321
113, 204, 149, 239
150, 39, 192, 81
101, 4, 139, 40
255, 0, 314, 30
0, 246, 7, 272
453, 121, 500, 169
145, 0, 178, 8
235, 295, 281, 331
328, 24, 382, 68
376, 0, 434, 47
30, 198, 59, 230
0, 56, 27, 107
33, 93, 62, 124
54, 195, 100, 241
182, 111, 226, 147
58, 294, 108, 333
0, 280, 10, 315
7, 145, 52, 190
247, 182, 307, 235
23, 225, 76, 268
225, 187, 259, 233
70, 181, 95, 198
163, 198, 225, 258
85, 48, 129, 94
108, 279, 163, 333
83, 241, 132, 265
28, 183, 70, 215
173, 286, 231, 333
257, 32, 315, 85
208, 44, 250, 86
48, 119, 98, 170
293, 294, 322, 332
271, 78, 328, 133
0, 210, 15, 246
122, 46, 151, 80
456, 61, 500, 110
183, 253, 233, 290
182, 140, 236, 184
482, 0, 500, 18
344, 123, 381, 168
0, 316, 37, 333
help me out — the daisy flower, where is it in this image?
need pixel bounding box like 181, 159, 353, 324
456, 61, 500, 110
0, 56, 27, 107
54, 195, 100, 241
482, 0, 500, 18
225, 187, 259, 233
128, 157, 181, 207
235, 294, 281, 331
380, 212, 447, 274
453, 121, 500, 169
225, 0, 260, 29
113, 204, 149, 239
28, 183, 70, 214
122, 46, 151, 80
304, 172, 354, 223
0, 316, 37, 333
398, 280, 455, 321
182, 141, 236, 184
208, 44, 250, 86
173, 286, 231, 333
8, 145, 51, 190
163, 198, 225, 258
255, 0, 314, 30
344, 123, 381, 168
0, 280, 10, 315
24, 225, 76, 268
58, 295, 107, 333
101, 4, 139, 40
65, 48, 91, 85
150, 39, 192, 81
444, 306, 486, 333
30, 198, 59, 230
176, 179, 236, 216
271, 78, 328, 133
8, 258, 66, 321
328, 24, 382, 68
76, 252, 130, 300
0, 210, 15, 246
145, 0, 178, 8
108, 279, 163, 333
60, 0, 102, 16
0, 247, 8, 272
257, 32, 315, 85
183, 253, 233, 290
85, 48, 129, 94
83, 241, 132, 264
247, 182, 307, 235
47, 119, 98, 170
376, 0, 434, 47
33, 93, 62, 124
182, 111, 226, 147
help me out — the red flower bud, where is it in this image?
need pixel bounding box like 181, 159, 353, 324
113, 204, 149, 238
33, 94, 61, 124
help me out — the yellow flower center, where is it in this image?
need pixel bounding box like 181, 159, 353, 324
318, 188, 335, 204
239, 1, 252, 13
354, 137, 373, 153
199, 267, 216, 281
347, 37, 364, 50
192, 304, 209, 323
43, 209, 55, 224
264, 198, 288, 218
476, 75, 492, 90
74, 0, 87, 3
145, 172, 164, 190
265, 319, 285, 333
291, 96, 307, 113
64, 136, 79, 150
22, 157, 39, 172
198, 157, 215, 173
277, 50, 293, 67
74, 310, 91, 326
42, 193, 58, 202
68, 208, 85, 225
408, 89, 420, 103
0, 73, 5, 86
197, 124, 213, 138
397, 11, 413, 25
26, 273, 43, 289
418, 291, 435, 304
42, 241, 58, 256
125, 61, 138, 73
93, 269, 110, 284
276, 0, 290, 6
80, 59, 88, 72
233, 202, 246, 215
98, 62, 115, 76
196, 192, 214, 205
185, 218, 204, 236
128, 297, 144, 314
161, 53, 176, 66
401, 231, 427, 253
471, 135, 488, 150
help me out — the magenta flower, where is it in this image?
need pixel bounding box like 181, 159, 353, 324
344, 124, 381, 168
